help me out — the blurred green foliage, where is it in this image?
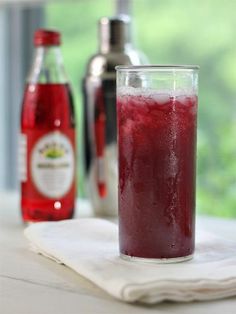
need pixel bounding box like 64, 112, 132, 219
47, 0, 236, 217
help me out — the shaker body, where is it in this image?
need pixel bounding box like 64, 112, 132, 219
83, 71, 118, 216
83, 16, 146, 216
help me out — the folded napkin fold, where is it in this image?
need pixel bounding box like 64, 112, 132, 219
24, 218, 236, 304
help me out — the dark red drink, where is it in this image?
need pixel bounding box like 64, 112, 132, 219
118, 91, 197, 260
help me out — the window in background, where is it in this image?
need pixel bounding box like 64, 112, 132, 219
46, 0, 236, 218
0, 9, 8, 190
0, 5, 44, 190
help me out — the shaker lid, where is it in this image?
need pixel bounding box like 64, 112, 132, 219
99, 15, 131, 52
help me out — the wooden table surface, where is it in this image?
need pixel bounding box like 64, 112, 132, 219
0, 192, 236, 314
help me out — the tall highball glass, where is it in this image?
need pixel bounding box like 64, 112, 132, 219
116, 65, 199, 263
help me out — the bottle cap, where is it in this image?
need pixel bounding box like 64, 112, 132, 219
34, 29, 61, 46
99, 15, 131, 53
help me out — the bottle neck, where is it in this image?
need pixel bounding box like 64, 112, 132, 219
27, 46, 68, 84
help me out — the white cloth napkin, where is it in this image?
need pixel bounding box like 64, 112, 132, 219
24, 218, 236, 304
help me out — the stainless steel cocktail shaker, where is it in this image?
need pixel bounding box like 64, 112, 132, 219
82, 15, 146, 216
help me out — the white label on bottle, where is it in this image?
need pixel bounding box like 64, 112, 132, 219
31, 132, 74, 199
19, 134, 27, 182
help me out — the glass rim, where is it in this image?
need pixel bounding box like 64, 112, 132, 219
115, 64, 199, 72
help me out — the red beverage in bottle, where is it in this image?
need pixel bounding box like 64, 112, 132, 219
20, 30, 76, 222
117, 90, 197, 260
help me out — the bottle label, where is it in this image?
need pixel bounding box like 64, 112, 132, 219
30, 131, 75, 199
19, 134, 27, 182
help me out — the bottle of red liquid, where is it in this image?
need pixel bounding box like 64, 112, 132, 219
20, 29, 76, 223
